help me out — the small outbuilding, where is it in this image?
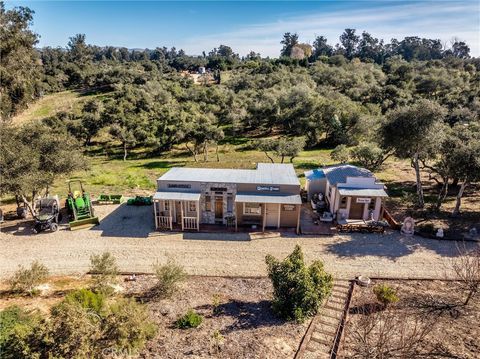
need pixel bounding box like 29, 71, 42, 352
305, 165, 388, 221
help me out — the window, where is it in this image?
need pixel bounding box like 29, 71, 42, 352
368, 199, 376, 211
164, 201, 170, 212
243, 203, 261, 215
340, 196, 347, 209
227, 196, 233, 213
205, 196, 211, 211
189, 201, 196, 212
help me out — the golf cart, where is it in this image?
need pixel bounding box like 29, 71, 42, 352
33, 196, 61, 234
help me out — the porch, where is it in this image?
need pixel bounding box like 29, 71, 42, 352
153, 192, 201, 231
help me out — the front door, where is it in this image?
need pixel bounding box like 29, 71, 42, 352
175, 201, 182, 223
215, 196, 223, 222
349, 199, 365, 219
265, 203, 279, 228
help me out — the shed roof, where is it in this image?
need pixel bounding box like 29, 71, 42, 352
323, 165, 373, 186
304, 169, 326, 181
153, 191, 201, 201
158, 163, 299, 186
338, 187, 388, 197
235, 192, 302, 205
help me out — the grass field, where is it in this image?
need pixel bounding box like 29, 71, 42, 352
10, 89, 110, 125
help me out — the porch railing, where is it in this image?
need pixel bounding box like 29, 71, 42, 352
156, 215, 172, 230
183, 216, 198, 230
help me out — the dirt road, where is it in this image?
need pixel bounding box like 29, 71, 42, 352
1, 204, 477, 279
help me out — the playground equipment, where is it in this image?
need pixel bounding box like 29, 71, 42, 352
33, 195, 61, 234
66, 180, 99, 230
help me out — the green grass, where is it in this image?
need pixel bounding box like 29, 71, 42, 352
11, 90, 112, 125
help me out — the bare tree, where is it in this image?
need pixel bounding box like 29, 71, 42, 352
452, 244, 480, 306
345, 306, 435, 358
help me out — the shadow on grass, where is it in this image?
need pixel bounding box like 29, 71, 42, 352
135, 161, 183, 170
195, 299, 286, 333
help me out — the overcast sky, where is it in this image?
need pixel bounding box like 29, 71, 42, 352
7, 1, 480, 57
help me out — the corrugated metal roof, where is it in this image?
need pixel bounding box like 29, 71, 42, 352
158, 163, 299, 186
153, 191, 201, 201
304, 169, 326, 181
323, 165, 373, 186
338, 188, 388, 197
235, 192, 302, 204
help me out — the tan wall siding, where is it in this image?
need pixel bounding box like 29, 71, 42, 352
280, 204, 300, 227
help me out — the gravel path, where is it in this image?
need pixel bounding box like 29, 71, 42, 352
1, 204, 477, 280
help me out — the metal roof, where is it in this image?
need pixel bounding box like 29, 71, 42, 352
323, 165, 373, 186
304, 169, 326, 181
235, 192, 302, 204
153, 191, 201, 201
338, 188, 388, 197
158, 163, 300, 186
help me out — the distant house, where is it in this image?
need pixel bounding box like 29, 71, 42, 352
153, 163, 302, 232
305, 165, 388, 221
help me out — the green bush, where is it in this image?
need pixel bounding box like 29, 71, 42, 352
103, 298, 157, 352
266, 245, 333, 322
64, 288, 105, 315
8, 261, 49, 295
89, 252, 118, 294
152, 258, 186, 299
175, 309, 203, 329
330, 144, 350, 164
0, 306, 46, 359
373, 284, 399, 307
350, 142, 387, 170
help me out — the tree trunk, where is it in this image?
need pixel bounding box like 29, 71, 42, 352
204, 143, 208, 162
263, 151, 274, 163
185, 143, 197, 162
452, 178, 459, 187
21, 195, 36, 217
412, 152, 425, 208
215, 144, 220, 162
463, 289, 475, 306
434, 177, 449, 211
452, 180, 469, 216
289, 156, 295, 163
123, 142, 127, 161
280, 155, 285, 163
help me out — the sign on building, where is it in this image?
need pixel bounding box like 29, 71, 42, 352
257, 186, 280, 192
356, 198, 371, 204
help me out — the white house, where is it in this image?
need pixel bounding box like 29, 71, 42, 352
305, 165, 388, 221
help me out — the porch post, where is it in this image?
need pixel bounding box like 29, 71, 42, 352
180, 201, 184, 231
262, 203, 266, 232
235, 203, 238, 232
196, 199, 200, 231
153, 200, 158, 229
277, 203, 281, 229
296, 204, 301, 234
169, 200, 172, 230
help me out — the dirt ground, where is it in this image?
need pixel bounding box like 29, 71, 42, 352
0, 275, 307, 359
1, 204, 478, 281
340, 280, 480, 358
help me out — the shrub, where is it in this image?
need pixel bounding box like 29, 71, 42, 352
64, 288, 105, 315
350, 142, 388, 170
211, 329, 225, 353
373, 284, 399, 307
212, 293, 222, 315
0, 306, 46, 359
103, 298, 157, 353
175, 309, 203, 329
8, 261, 49, 295
152, 258, 186, 299
330, 144, 350, 164
266, 245, 333, 322
89, 252, 118, 294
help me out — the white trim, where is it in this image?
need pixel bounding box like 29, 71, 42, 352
243, 202, 262, 216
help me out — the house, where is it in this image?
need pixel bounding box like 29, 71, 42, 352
305, 165, 388, 221
153, 163, 302, 232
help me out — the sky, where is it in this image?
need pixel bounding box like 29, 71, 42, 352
6, 0, 480, 57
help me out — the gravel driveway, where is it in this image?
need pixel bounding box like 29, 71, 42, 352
0, 204, 477, 280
